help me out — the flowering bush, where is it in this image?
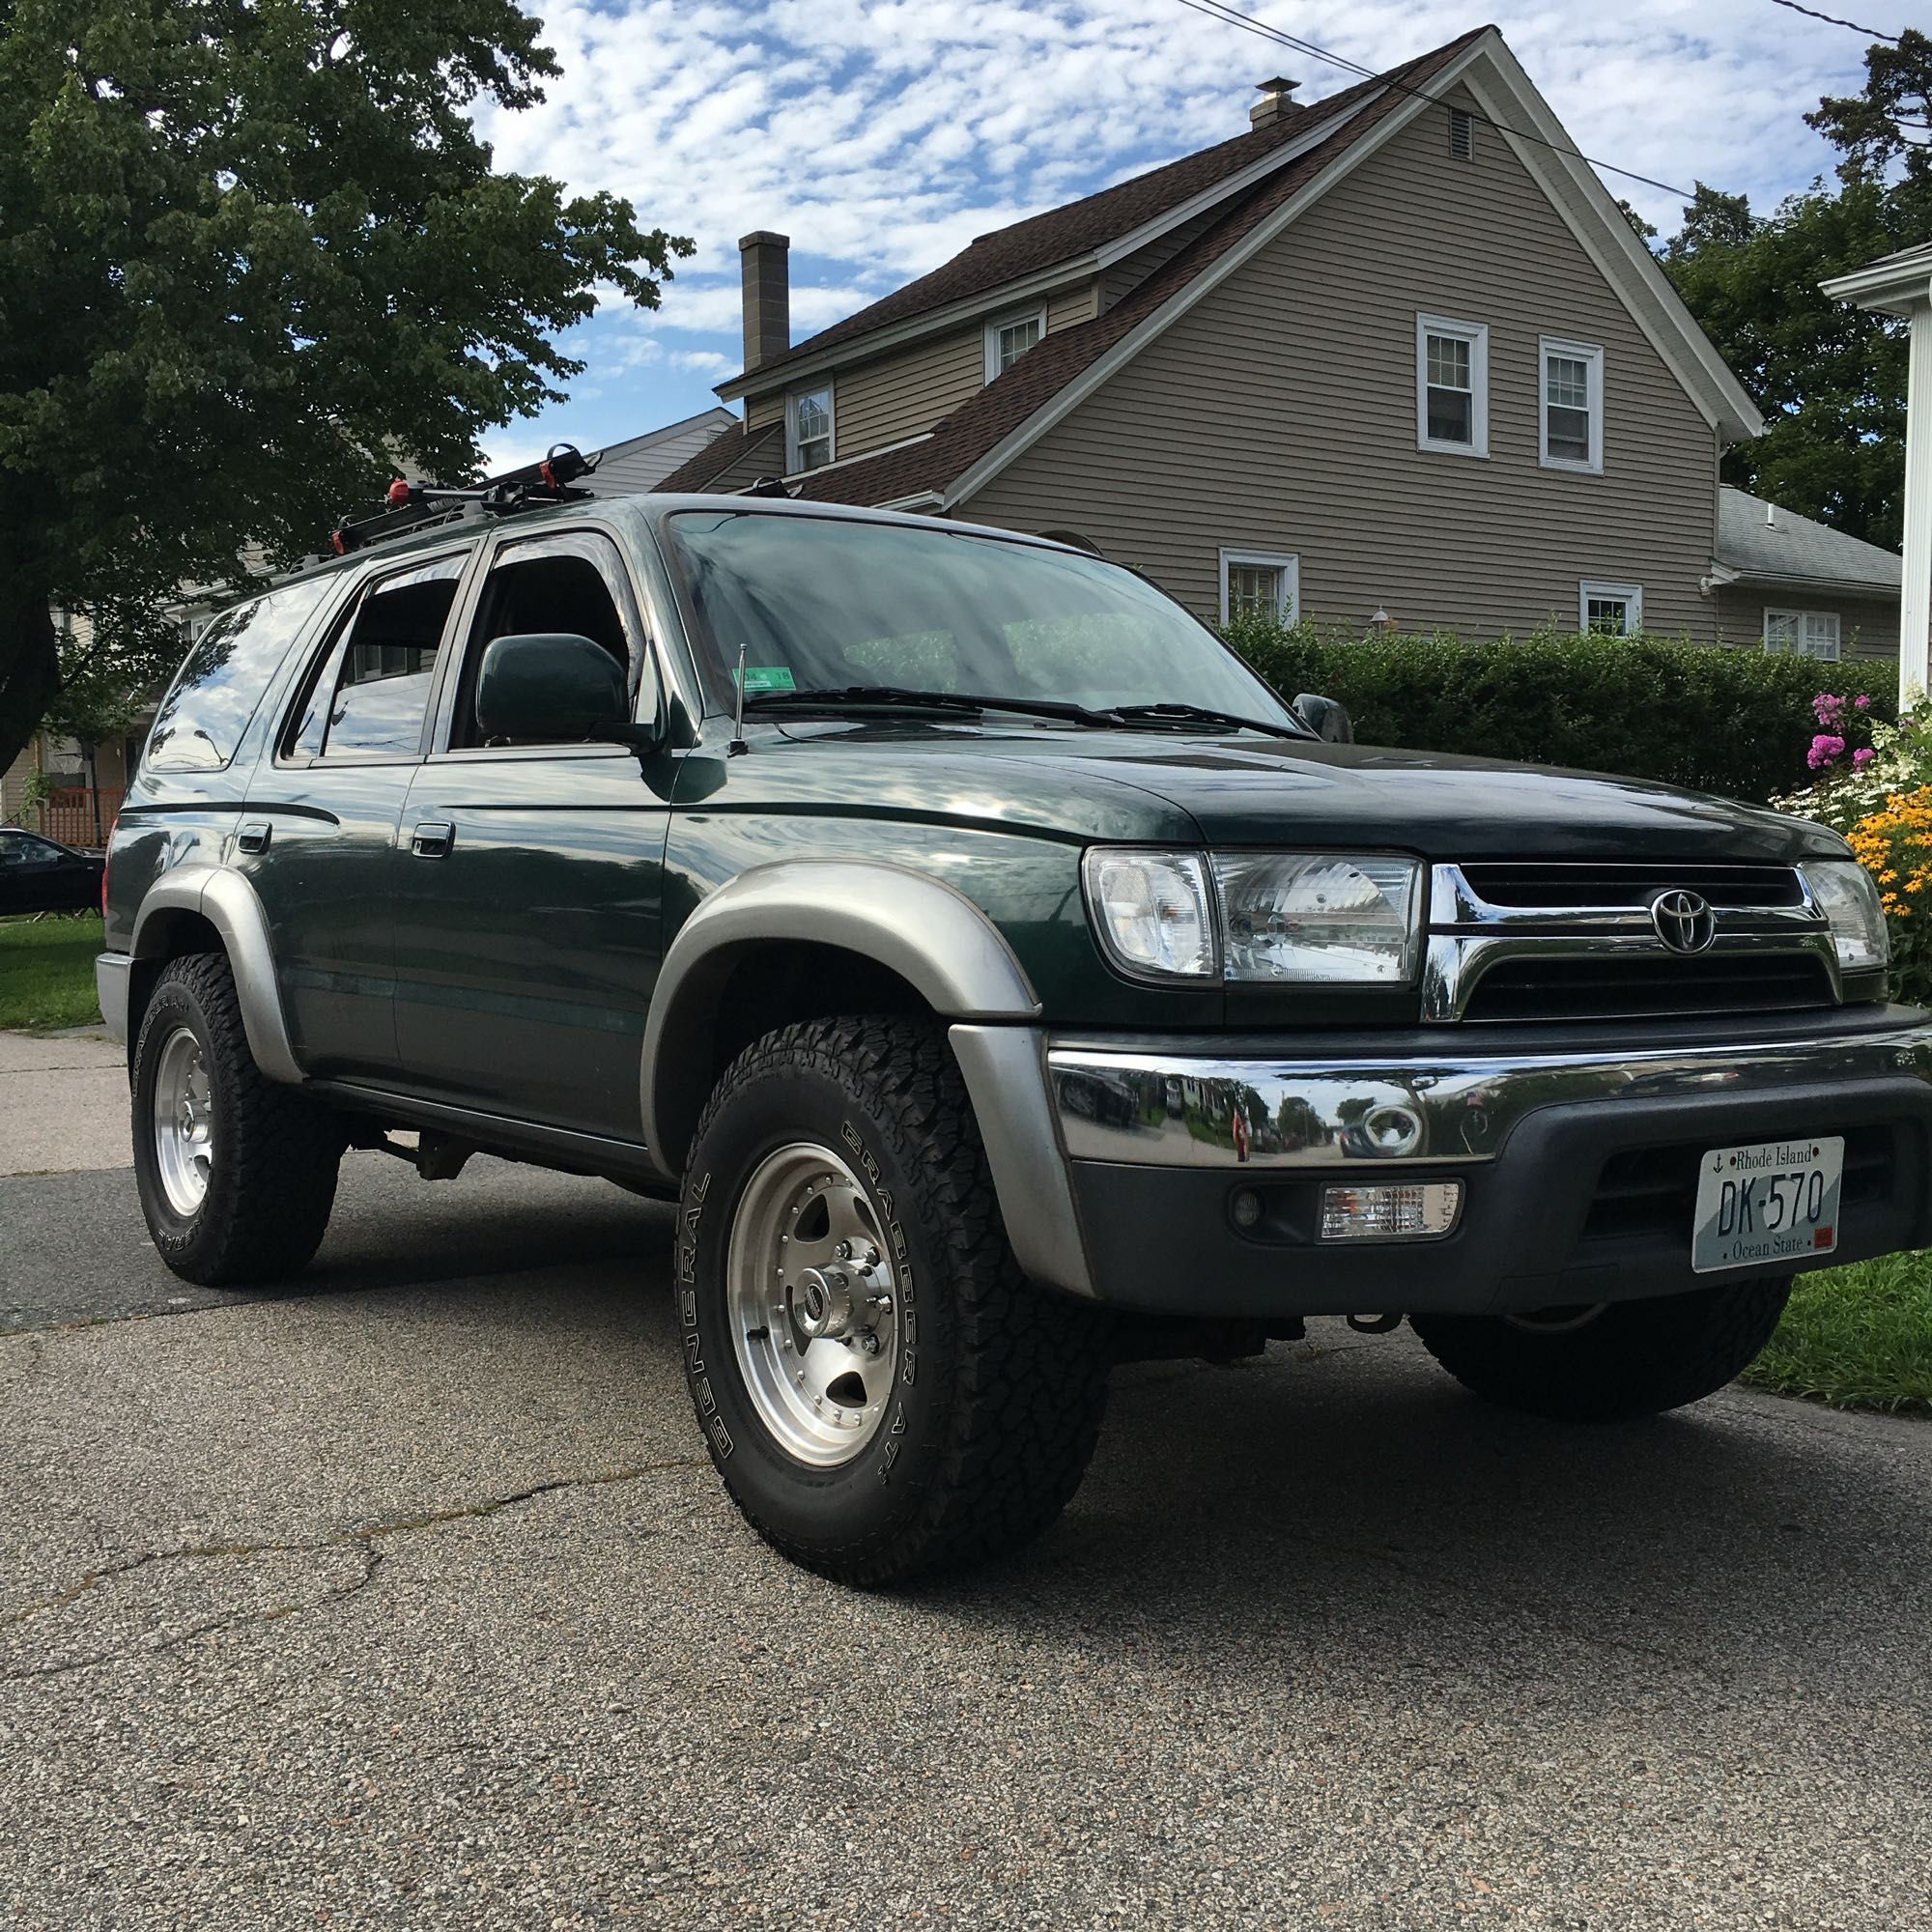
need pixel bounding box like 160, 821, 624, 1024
1777, 692, 1932, 1007
1843, 788, 1932, 1006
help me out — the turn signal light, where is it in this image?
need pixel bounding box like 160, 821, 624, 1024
1320, 1181, 1463, 1242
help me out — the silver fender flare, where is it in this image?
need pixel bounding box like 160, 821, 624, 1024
130, 867, 303, 1085
639, 860, 1095, 1298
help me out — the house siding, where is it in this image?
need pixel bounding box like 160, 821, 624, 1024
1711, 585, 1902, 661
1100, 207, 1223, 310
962, 84, 1724, 640
1046, 282, 1100, 330
837, 327, 986, 457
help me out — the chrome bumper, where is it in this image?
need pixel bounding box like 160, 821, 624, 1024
96, 952, 132, 1044
1049, 1020, 1932, 1169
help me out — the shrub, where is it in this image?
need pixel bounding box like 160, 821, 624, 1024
1222, 617, 1895, 804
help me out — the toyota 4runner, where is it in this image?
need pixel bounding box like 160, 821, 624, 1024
99, 489, 1932, 1585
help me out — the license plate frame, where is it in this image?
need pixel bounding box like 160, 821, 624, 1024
1690, 1136, 1844, 1275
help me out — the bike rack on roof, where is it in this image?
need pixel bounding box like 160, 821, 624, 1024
298, 442, 602, 571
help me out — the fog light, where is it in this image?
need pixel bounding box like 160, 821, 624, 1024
1320, 1181, 1463, 1241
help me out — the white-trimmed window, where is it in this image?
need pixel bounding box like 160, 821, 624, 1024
1579, 580, 1642, 637
1416, 315, 1488, 456
1764, 608, 1841, 662
1218, 549, 1300, 626
1541, 338, 1604, 472
786, 383, 834, 471
984, 306, 1045, 383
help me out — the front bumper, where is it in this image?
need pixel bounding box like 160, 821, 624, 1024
1045, 1011, 1932, 1317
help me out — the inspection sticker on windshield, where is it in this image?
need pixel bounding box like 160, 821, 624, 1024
1690, 1136, 1843, 1273
740, 666, 796, 693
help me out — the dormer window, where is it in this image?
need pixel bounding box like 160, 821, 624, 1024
985, 306, 1046, 384
786, 384, 834, 471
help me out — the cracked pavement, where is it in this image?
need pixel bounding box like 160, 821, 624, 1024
5, 1140, 1932, 1929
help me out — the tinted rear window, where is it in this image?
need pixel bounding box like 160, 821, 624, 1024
145, 578, 334, 772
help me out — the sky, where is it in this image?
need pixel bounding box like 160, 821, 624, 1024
470, 0, 1897, 475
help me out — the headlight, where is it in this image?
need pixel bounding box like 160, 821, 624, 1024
1800, 860, 1889, 974
1214, 853, 1421, 983
1081, 849, 1215, 980
1082, 848, 1421, 985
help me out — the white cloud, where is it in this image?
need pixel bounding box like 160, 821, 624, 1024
472, 0, 1876, 448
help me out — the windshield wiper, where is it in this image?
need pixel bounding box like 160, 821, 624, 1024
743, 685, 1124, 728
1107, 701, 1309, 742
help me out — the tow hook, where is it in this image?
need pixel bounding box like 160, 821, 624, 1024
1346, 1313, 1405, 1335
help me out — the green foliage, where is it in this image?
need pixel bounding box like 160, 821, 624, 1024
0, 0, 693, 770
1743, 1249, 1932, 1414
0, 915, 105, 1030
1224, 616, 1893, 802
1662, 28, 1932, 548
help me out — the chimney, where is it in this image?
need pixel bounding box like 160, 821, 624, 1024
1250, 76, 1300, 129
738, 231, 790, 374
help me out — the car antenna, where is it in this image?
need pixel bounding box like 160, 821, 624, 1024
729, 644, 749, 756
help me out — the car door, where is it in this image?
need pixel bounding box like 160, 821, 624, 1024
389, 526, 679, 1143
241, 546, 476, 1079
0, 830, 67, 915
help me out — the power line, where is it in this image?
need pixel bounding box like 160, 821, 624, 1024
1768, 0, 1900, 40
1167, 0, 1699, 202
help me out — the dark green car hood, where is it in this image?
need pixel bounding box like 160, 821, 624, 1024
766, 722, 1846, 863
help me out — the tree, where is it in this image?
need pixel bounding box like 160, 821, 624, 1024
0, 0, 691, 775
1662, 29, 1932, 549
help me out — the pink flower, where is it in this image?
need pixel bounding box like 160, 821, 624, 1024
1855, 695, 1873, 711
1854, 747, 1876, 768
1808, 733, 1847, 770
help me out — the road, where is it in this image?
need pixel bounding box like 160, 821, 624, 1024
3, 1035, 1930, 1929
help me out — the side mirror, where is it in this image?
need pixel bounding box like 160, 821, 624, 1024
1293, 692, 1353, 744
475, 634, 657, 750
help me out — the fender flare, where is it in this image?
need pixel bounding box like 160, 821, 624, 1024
130, 867, 303, 1084
639, 858, 1038, 1172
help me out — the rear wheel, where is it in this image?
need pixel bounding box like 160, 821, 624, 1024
131, 952, 344, 1286
1409, 1277, 1792, 1423
676, 1015, 1111, 1586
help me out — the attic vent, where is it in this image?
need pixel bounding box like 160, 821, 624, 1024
1448, 107, 1474, 160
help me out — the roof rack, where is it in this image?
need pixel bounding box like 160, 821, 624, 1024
306, 442, 602, 568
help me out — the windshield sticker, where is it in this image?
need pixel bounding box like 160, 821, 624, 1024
741, 666, 797, 693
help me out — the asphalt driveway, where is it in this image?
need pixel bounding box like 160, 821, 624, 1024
3, 1044, 1930, 1929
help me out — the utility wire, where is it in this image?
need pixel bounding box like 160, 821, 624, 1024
1168, 0, 1700, 202
1768, 0, 1900, 40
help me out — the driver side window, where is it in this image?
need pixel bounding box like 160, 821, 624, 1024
451, 532, 645, 749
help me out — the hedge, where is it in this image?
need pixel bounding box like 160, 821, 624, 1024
1222, 620, 1893, 805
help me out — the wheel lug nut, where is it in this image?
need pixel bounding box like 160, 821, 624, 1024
834, 1240, 851, 1261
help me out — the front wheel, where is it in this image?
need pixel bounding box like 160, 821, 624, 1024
676, 1015, 1111, 1586
1409, 1276, 1793, 1423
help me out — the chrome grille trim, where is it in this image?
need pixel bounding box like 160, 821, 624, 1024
1424, 863, 1839, 1022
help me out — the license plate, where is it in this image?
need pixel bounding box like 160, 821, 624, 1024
1690, 1136, 1844, 1274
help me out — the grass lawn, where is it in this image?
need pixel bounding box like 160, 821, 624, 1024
1743, 1252, 1932, 1414
0, 914, 105, 1031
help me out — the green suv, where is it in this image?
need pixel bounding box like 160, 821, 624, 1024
99, 493, 1932, 1584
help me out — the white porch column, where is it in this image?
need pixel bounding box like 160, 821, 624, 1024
1820, 245, 1932, 706
1901, 300, 1932, 705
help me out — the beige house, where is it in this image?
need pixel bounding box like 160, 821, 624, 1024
658, 25, 1896, 659
1709, 486, 1903, 663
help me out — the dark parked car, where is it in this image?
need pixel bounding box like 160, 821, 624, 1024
97, 489, 1932, 1587
0, 827, 103, 916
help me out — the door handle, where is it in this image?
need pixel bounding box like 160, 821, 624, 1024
237, 820, 272, 854
411, 820, 455, 859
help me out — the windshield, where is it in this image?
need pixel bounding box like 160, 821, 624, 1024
663, 510, 1298, 724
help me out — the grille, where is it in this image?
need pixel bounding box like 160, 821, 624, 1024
1455, 862, 1804, 911
1580, 1126, 1894, 1245
1461, 952, 1835, 1024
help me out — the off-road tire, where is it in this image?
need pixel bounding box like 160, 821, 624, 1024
676, 1015, 1111, 1587
1409, 1277, 1793, 1423
131, 952, 344, 1286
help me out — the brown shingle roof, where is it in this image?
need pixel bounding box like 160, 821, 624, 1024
654, 417, 783, 495
733, 69, 1402, 387
656, 26, 1489, 504
765, 27, 1489, 510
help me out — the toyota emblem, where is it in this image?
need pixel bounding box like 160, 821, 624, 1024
1650, 888, 1717, 954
